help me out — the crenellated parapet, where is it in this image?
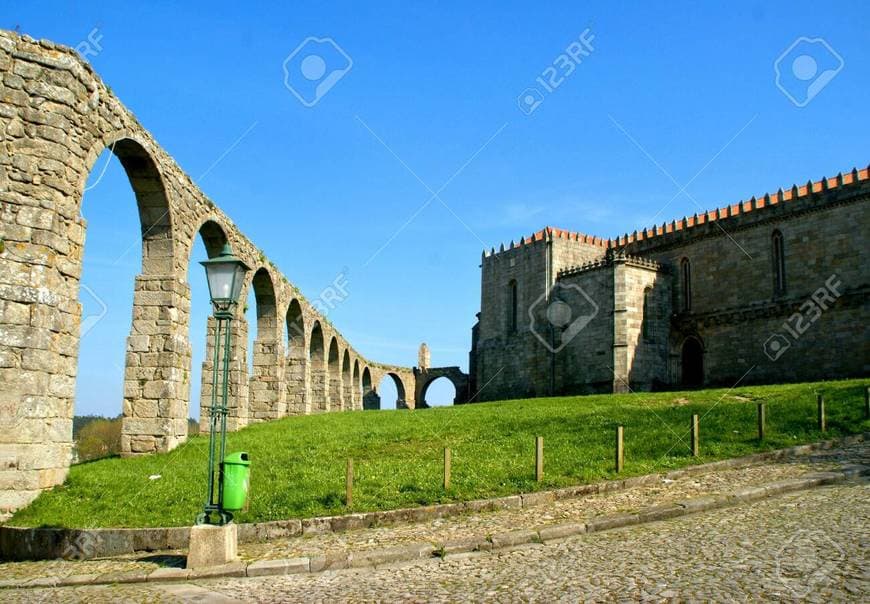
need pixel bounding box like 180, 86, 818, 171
482, 226, 610, 261
486, 166, 869, 257
557, 249, 665, 279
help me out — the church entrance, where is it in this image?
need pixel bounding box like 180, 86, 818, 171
681, 337, 704, 387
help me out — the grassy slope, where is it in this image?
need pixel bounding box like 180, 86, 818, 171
9, 379, 869, 528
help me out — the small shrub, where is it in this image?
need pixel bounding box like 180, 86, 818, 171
75, 418, 121, 462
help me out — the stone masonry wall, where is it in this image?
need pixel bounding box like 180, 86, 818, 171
627, 176, 870, 387
474, 232, 607, 401
0, 30, 416, 518
554, 265, 615, 395
476, 168, 869, 398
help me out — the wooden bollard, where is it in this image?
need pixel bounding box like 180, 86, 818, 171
864, 386, 869, 420
690, 414, 700, 457
757, 403, 765, 441
615, 426, 624, 473
535, 436, 544, 482
443, 448, 451, 490
346, 458, 354, 507
817, 394, 826, 432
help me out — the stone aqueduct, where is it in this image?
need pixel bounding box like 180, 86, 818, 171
0, 31, 468, 516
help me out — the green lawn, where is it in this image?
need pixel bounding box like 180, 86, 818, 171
8, 379, 869, 529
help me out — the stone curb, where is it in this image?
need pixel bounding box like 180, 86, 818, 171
2, 459, 865, 590
0, 433, 865, 564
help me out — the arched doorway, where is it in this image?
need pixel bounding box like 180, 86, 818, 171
681, 336, 704, 388
420, 376, 458, 407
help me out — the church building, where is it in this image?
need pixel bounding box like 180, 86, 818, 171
469, 167, 869, 400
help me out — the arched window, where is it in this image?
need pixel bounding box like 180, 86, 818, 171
642, 287, 653, 340
508, 280, 518, 333
680, 258, 692, 311
772, 230, 786, 296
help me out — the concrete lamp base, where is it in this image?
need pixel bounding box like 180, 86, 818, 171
187, 522, 239, 569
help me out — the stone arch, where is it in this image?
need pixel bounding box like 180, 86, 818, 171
248, 267, 284, 422
74, 136, 188, 456
193, 220, 251, 431
308, 321, 327, 413
680, 335, 704, 388
341, 350, 352, 411
375, 372, 407, 410
285, 299, 306, 415
419, 377, 457, 407
190, 218, 231, 264
352, 360, 361, 410
79, 134, 175, 277
362, 367, 377, 409
0, 31, 422, 515
415, 367, 470, 407
327, 337, 341, 411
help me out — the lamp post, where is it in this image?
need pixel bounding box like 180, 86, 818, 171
196, 243, 250, 526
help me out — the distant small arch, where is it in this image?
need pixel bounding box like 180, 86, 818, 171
308, 322, 325, 367
250, 267, 277, 341
285, 299, 304, 357
362, 367, 377, 410
341, 349, 352, 410
352, 360, 361, 410
308, 321, 326, 412
375, 373, 407, 410
327, 337, 341, 411
419, 376, 457, 407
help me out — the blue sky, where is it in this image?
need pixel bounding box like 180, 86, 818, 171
9, 1, 868, 417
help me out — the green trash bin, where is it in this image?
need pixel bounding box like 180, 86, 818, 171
221, 452, 251, 511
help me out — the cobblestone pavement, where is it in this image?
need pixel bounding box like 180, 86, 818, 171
201, 480, 870, 602
0, 441, 866, 603
1, 447, 852, 581
9, 481, 866, 603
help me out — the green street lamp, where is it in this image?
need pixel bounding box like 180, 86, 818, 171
196, 243, 250, 525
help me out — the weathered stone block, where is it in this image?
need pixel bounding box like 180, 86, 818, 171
186, 523, 238, 569
247, 557, 309, 577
